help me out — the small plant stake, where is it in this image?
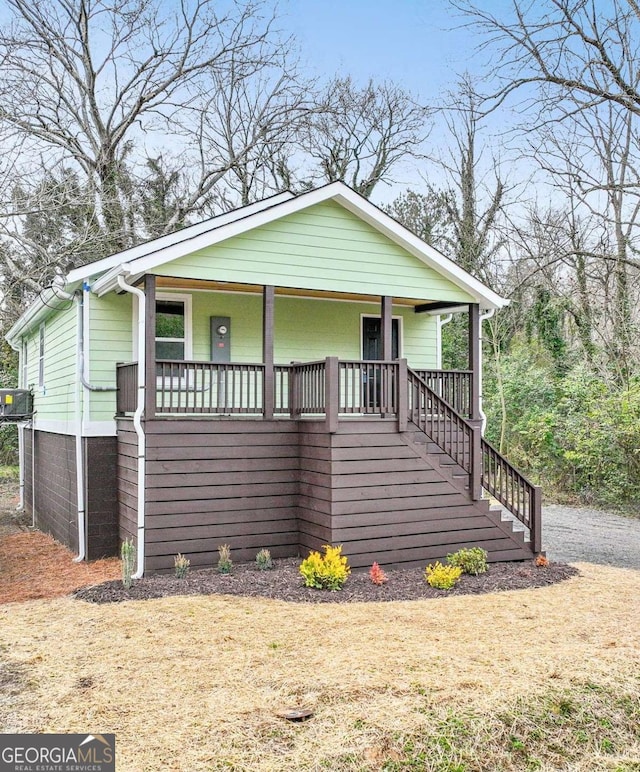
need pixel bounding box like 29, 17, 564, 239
121, 538, 135, 589
217, 544, 233, 574
174, 553, 190, 579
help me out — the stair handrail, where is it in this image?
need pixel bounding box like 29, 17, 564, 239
407, 368, 473, 474
406, 367, 541, 549
480, 436, 542, 553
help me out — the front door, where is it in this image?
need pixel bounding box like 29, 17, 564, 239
362, 317, 399, 360
361, 317, 399, 411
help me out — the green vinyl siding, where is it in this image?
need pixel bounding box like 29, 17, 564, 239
187, 291, 438, 368
28, 302, 78, 426
153, 200, 475, 303
88, 292, 133, 421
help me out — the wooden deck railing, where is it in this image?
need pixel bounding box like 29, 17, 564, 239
407, 366, 541, 545
155, 360, 265, 414
116, 362, 138, 414
481, 438, 542, 552
115, 356, 540, 547
414, 369, 472, 418
407, 368, 477, 493
339, 360, 398, 415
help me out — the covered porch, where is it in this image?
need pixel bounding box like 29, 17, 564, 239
115, 274, 482, 423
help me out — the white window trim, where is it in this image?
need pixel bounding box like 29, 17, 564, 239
132, 291, 193, 361
360, 313, 403, 360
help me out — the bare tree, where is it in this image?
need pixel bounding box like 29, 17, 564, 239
300, 77, 430, 198
436, 77, 507, 282
453, 0, 640, 119
0, 0, 301, 288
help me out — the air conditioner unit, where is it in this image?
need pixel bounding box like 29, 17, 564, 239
0, 389, 34, 420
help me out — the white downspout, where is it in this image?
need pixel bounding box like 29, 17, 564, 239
45, 280, 87, 562
73, 291, 86, 562
117, 273, 146, 579
436, 314, 453, 369
479, 308, 496, 435
16, 423, 25, 511
9, 338, 25, 512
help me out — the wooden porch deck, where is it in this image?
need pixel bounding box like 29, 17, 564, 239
116, 358, 541, 572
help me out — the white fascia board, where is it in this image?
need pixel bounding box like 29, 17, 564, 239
332, 190, 509, 309
89, 181, 509, 309
67, 190, 295, 285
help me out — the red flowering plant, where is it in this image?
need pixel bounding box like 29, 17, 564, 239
369, 561, 388, 586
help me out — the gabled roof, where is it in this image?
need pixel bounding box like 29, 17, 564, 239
90, 182, 508, 309
7, 182, 508, 344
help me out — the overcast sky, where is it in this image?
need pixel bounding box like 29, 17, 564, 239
283, 0, 492, 103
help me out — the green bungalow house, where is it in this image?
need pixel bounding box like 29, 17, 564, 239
6, 181, 541, 576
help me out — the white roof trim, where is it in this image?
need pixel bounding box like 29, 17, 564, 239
67, 189, 295, 284
9, 182, 509, 342
91, 181, 508, 308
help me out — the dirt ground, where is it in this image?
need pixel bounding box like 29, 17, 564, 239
1, 472, 638, 770
76, 556, 578, 604
1, 562, 638, 771
0, 470, 574, 605
0, 474, 120, 604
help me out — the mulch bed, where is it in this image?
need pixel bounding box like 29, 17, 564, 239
74, 557, 579, 604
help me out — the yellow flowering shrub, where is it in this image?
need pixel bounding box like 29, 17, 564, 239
424, 562, 463, 590
299, 545, 350, 590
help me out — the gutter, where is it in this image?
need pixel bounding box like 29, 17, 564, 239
117, 273, 147, 579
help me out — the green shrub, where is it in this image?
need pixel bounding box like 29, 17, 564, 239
217, 544, 232, 574
300, 545, 350, 591
447, 547, 488, 576
255, 548, 274, 570
121, 538, 135, 589
425, 562, 463, 590
174, 553, 190, 579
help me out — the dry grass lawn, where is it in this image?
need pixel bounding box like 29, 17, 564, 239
1, 562, 639, 771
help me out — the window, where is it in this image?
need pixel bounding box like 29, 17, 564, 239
156, 299, 186, 360
38, 324, 45, 388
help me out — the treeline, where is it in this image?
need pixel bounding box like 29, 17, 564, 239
0, 0, 639, 507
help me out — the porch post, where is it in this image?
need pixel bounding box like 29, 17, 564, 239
468, 303, 481, 422
144, 274, 156, 420
381, 295, 393, 360
263, 285, 275, 419
325, 356, 339, 433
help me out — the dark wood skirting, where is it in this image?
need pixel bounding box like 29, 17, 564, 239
118, 416, 536, 574
23, 430, 119, 559
24, 430, 78, 553
85, 436, 119, 559
140, 419, 300, 571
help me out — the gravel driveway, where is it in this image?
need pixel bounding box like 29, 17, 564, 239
543, 505, 640, 569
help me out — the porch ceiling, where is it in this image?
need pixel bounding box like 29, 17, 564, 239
155, 276, 445, 308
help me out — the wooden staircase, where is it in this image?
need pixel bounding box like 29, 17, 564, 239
407, 367, 541, 555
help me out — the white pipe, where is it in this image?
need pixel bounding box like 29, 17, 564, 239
117, 273, 147, 579
16, 424, 25, 511
79, 285, 118, 392
436, 314, 453, 369
478, 308, 496, 434
11, 338, 26, 512
73, 292, 86, 562
31, 418, 36, 527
